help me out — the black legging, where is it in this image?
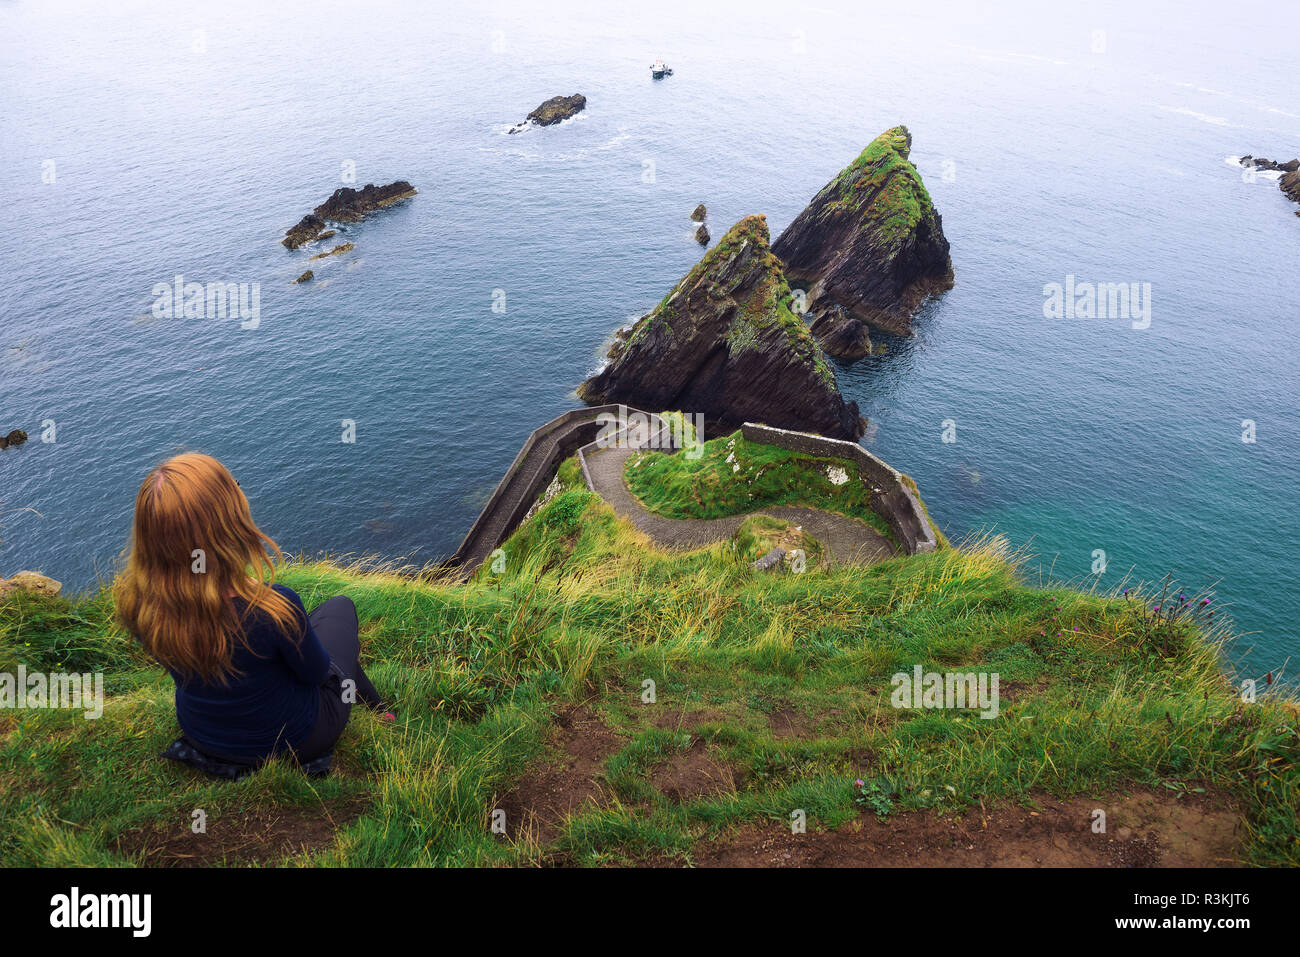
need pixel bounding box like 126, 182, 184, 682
294, 596, 383, 760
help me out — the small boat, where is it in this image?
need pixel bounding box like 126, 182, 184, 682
651, 58, 673, 79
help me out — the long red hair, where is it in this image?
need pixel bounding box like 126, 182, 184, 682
115, 453, 300, 682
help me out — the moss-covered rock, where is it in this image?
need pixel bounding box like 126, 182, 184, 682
773, 125, 953, 341
579, 215, 866, 440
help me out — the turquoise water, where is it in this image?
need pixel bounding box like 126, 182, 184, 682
1, 0, 1296, 684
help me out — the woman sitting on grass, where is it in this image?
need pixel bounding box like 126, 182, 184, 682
115, 453, 391, 768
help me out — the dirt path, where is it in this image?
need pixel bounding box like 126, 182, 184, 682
582, 445, 895, 565
680, 790, 1243, 868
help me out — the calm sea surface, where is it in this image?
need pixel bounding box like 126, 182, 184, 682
1, 0, 1297, 684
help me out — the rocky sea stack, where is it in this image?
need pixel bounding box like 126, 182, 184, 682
578, 215, 866, 440
772, 126, 953, 346
282, 181, 417, 249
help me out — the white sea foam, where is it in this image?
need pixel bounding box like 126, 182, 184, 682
1226, 156, 1285, 180
1160, 105, 1232, 126
949, 42, 1066, 67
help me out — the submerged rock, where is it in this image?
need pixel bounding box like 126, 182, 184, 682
309, 242, 355, 261
695, 223, 710, 245
578, 215, 866, 441
516, 94, 586, 129
772, 125, 953, 339
690, 203, 707, 222
281, 182, 416, 248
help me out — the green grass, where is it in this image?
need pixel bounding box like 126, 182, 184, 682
1, 453, 1297, 867
624, 429, 897, 545
623, 215, 836, 389
822, 125, 934, 246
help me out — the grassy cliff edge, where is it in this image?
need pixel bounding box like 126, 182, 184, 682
1, 449, 1296, 867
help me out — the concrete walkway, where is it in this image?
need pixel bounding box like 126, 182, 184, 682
583, 445, 895, 566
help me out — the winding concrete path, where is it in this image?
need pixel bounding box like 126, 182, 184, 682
454, 405, 625, 574
583, 445, 895, 566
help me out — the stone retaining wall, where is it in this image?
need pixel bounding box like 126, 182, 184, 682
739, 423, 938, 554
452, 404, 635, 569
453, 407, 937, 573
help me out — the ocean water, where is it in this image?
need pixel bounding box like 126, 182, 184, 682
1, 0, 1296, 684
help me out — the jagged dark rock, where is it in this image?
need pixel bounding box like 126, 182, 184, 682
1283, 170, 1300, 207
281, 182, 416, 248
772, 126, 953, 338
1237, 155, 1300, 212
1246, 155, 1300, 173
520, 94, 586, 129
691, 203, 707, 222
4, 429, 28, 447
695, 223, 710, 245
282, 214, 328, 250
578, 215, 866, 441
294, 270, 314, 284
314, 182, 416, 222
807, 303, 873, 359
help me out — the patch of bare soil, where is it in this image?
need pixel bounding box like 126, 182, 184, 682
767, 706, 812, 739
997, 678, 1051, 705
845, 747, 879, 773
652, 739, 740, 803
496, 706, 625, 843
651, 708, 730, 732
114, 798, 368, 867
677, 788, 1242, 868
